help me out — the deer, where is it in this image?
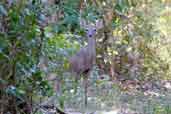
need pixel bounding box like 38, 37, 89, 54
69, 19, 103, 106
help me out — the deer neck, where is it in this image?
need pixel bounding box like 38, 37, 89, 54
87, 37, 96, 50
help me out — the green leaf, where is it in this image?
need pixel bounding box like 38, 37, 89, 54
115, 0, 129, 13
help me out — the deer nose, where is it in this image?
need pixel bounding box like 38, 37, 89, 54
89, 34, 92, 37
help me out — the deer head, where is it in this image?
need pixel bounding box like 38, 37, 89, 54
80, 19, 103, 53
80, 19, 103, 38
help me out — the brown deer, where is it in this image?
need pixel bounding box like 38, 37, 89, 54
69, 19, 103, 106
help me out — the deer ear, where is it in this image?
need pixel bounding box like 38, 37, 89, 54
95, 19, 104, 29
80, 19, 88, 29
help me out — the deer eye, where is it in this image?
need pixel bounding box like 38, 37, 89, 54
94, 29, 96, 32
85, 29, 88, 32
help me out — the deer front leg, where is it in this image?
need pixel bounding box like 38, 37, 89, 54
83, 74, 88, 107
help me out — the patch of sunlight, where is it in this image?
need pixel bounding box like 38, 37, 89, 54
98, 110, 119, 114
155, 7, 171, 37
144, 90, 165, 97
164, 82, 171, 89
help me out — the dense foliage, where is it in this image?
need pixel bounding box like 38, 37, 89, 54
0, 0, 171, 114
